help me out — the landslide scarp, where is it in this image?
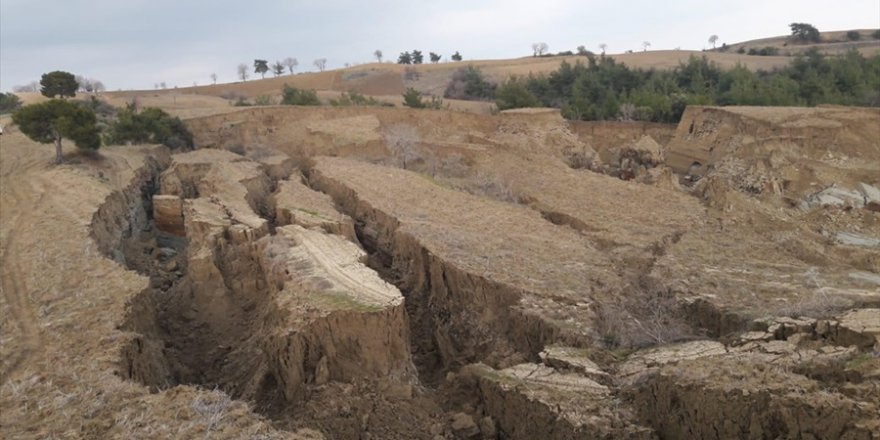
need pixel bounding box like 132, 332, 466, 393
106, 149, 429, 438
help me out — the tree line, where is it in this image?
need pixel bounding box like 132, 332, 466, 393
450, 49, 880, 122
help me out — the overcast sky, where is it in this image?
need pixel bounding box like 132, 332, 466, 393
1, 0, 878, 92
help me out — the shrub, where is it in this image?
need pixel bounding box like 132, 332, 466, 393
748, 46, 779, 56
873, 29, 880, 39
280, 84, 320, 106
494, 78, 540, 110
106, 104, 193, 150
846, 30, 861, 41
0, 92, 22, 114
254, 95, 273, 105
444, 65, 496, 100
329, 92, 382, 106
402, 87, 426, 108
220, 90, 247, 102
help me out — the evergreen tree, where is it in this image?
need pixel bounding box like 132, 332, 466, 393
40, 71, 78, 99
12, 100, 100, 163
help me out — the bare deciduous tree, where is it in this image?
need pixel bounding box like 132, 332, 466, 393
283, 57, 298, 75
709, 35, 719, 49
531, 42, 549, 56
599, 43, 607, 55
210, 73, 217, 85
237, 63, 249, 82
13, 81, 40, 93
384, 124, 421, 170
313, 58, 327, 72
642, 41, 651, 52
374, 50, 383, 62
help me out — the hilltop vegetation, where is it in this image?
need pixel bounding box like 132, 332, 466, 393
496, 49, 880, 122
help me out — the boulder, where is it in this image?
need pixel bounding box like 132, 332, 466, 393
856, 182, 880, 211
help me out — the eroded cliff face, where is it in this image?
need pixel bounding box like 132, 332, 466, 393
666, 106, 880, 200
111, 149, 417, 420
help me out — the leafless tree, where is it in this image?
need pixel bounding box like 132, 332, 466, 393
709, 35, 719, 49
531, 42, 549, 56
210, 73, 217, 85
283, 57, 299, 74
160, 82, 167, 89
237, 63, 249, 81
374, 50, 383, 62
384, 124, 421, 170
618, 103, 637, 121
642, 41, 651, 52
599, 43, 608, 55
313, 58, 327, 72
13, 81, 39, 93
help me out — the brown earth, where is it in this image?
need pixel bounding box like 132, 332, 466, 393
2, 99, 879, 440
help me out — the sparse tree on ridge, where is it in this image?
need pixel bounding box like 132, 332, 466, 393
210, 73, 217, 85
159, 82, 167, 89
374, 50, 383, 62
642, 41, 651, 52
709, 35, 719, 49
790, 23, 821, 43
599, 43, 607, 55
412, 50, 424, 64
532, 42, 549, 56
429, 52, 441, 63
254, 59, 269, 79
40, 71, 78, 99
283, 57, 299, 74
314, 58, 327, 72
398, 51, 413, 64
12, 99, 101, 164
237, 63, 249, 81
272, 61, 285, 77
451, 51, 462, 61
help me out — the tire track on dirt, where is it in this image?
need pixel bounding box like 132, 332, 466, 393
0, 143, 50, 385
0, 240, 42, 385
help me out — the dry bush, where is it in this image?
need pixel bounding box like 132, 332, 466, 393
469, 172, 520, 203
773, 268, 854, 319
596, 287, 694, 348
384, 124, 422, 169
